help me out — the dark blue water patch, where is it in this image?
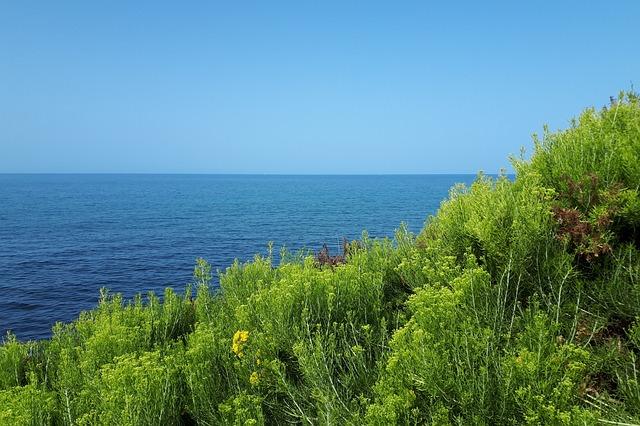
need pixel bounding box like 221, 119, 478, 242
0, 174, 479, 340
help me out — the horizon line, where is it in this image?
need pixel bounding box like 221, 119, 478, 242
0, 171, 508, 176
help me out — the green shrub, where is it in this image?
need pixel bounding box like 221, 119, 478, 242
47, 287, 194, 424
218, 392, 265, 425
366, 262, 498, 424
0, 378, 58, 425
585, 244, 640, 321
525, 92, 640, 255
417, 172, 559, 304
528, 92, 640, 193
183, 321, 235, 425
0, 333, 28, 390
500, 310, 595, 425
219, 252, 390, 423
78, 348, 183, 425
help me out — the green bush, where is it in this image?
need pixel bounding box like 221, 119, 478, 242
500, 310, 595, 425
0, 378, 58, 425
80, 348, 183, 425
366, 261, 498, 424
183, 321, 235, 424
0, 333, 29, 390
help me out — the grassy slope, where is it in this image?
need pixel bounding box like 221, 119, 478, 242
2, 93, 640, 425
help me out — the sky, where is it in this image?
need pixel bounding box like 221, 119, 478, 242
1, 2, 639, 174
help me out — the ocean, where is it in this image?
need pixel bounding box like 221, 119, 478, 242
0, 174, 476, 340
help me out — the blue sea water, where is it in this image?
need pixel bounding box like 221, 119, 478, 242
0, 174, 476, 340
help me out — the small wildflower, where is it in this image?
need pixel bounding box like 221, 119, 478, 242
249, 371, 259, 386
232, 330, 249, 357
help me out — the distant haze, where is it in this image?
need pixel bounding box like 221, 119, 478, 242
1, 2, 639, 174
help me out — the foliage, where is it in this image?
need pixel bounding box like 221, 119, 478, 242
0, 378, 58, 425
81, 348, 183, 425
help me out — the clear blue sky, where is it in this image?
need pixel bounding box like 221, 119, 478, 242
1, 2, 638, 174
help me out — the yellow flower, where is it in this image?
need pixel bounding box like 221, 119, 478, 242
232, 330, 249, 357
249, 371, 259, 386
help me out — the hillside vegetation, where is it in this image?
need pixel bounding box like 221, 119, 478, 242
2, 93, 640, 425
